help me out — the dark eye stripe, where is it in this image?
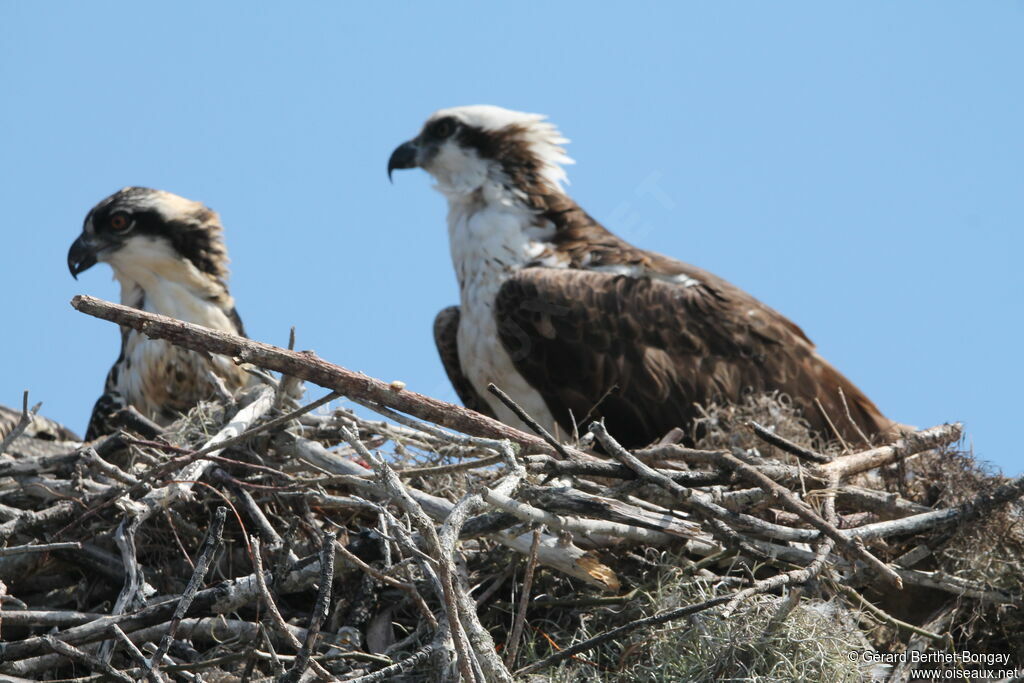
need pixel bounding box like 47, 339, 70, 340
429, 117, 456, 139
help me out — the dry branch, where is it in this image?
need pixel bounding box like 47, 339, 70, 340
71, 295, 576, 456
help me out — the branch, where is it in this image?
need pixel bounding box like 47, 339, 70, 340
0, 391, 41, 456
816, 423, 962, 480
748, 421, 830, 463
145, 507, 227, 679
71, 295, 573, 456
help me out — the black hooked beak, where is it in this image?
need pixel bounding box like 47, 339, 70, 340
387, 140, 419, 182
67, 234, 98, 279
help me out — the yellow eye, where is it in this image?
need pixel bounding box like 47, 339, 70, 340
109, 212, 131, 231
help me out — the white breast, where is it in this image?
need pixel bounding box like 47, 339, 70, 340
115, 293, 240, 420
448, 190, 561, 436
105, 236, 245, 422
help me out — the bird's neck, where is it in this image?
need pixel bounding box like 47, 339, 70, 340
445, 180, 568, 299
105, 236, 233, 325
443, 177, 650, 301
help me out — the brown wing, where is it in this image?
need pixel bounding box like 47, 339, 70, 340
495, 267, 893, 448
433, 306, 496, 418
0, 404, 81, 443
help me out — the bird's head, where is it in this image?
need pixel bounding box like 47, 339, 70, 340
388, 105, 573, 198
68, 187, 230, 285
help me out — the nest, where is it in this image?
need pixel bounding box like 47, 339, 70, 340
0, 297, 1020, 682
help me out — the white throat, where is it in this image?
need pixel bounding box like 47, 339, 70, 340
103, 236, 230, 325
100, 235, 243, 423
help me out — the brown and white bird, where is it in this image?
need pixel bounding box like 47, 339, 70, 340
388, 105, 898, 448
68, 187, 250, 439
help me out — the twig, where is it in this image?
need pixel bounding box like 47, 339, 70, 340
249, 537, 334, 682
112, 406, 164, 439
339, 426, 480, 683
748, 421, 830, 463
192, 390, 340, 458
722, 537, 835, 618
589, 422, 816, 547
42, 635, 135, 683
343, 642, 437, 682
480, 487, 681, 545
487, 384, 577, 461
129, 385, 276, 528
84, 449, 143, 487
835, 583, 948, 643
523, 454, 724, 487
332, 540, 438, 629
0, 541, 81, 557
0, 391, 41, 456
814, 397, 851, 452
71, 295, 577, 456
837, 387, 873, 447
845, 472, 1024, 542
711, 447, 904, 589
145, 507, 227, 678
109, 624, 164, 683
817, 423, 962, 480
398, 454, 504, 478
504, 527, 542, 668
437, 451, 521, 683
515, 594, 734, 676
281, 531, 336, 683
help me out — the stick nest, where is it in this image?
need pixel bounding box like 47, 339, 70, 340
0, 378, 1020, 682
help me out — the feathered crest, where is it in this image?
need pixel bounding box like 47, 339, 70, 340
433, 105, 575, 192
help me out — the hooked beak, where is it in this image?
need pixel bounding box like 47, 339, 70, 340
387, 140, 419, 181
67, 234, 98, 279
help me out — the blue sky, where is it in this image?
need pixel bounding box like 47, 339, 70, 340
1, 3, 1020, 473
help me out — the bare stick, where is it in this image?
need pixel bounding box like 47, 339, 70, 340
837, 387, 873, 447
129, 385, 276, 528
844, 472, 1024, 541
487, 384, 576, 461
340, 427, 479, 683
523, 454, 724, 487
504, 528, 542, 668
281, 531, 336, 683
249, 537, 334, 682
0, 610, 105, 628
398, 455, 504, 478
43, 635, 135, 683
192, 390, 340, 458
0, 541, 81, 557
211, 469, 289, 555
590, 422, 816, 549
344, 642, 437, 682
480, 487, 681, 545
722, 538, 836, 618
72, 295, 586, 456
0, 535, 349, 665
0, 391, 41, 456
818, 423, 962, 480
109, 624, 164, 683
834, 583, 947, 643
332, 540, 438, 629
278, 434, 619, 589
515, 594, 734, 676
748, 421, 830, 464
711, 447, 903, 589
145, 507, 227, 678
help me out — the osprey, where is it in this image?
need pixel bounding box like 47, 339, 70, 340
388, 105, 897, 448
68, 187, 250, 439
